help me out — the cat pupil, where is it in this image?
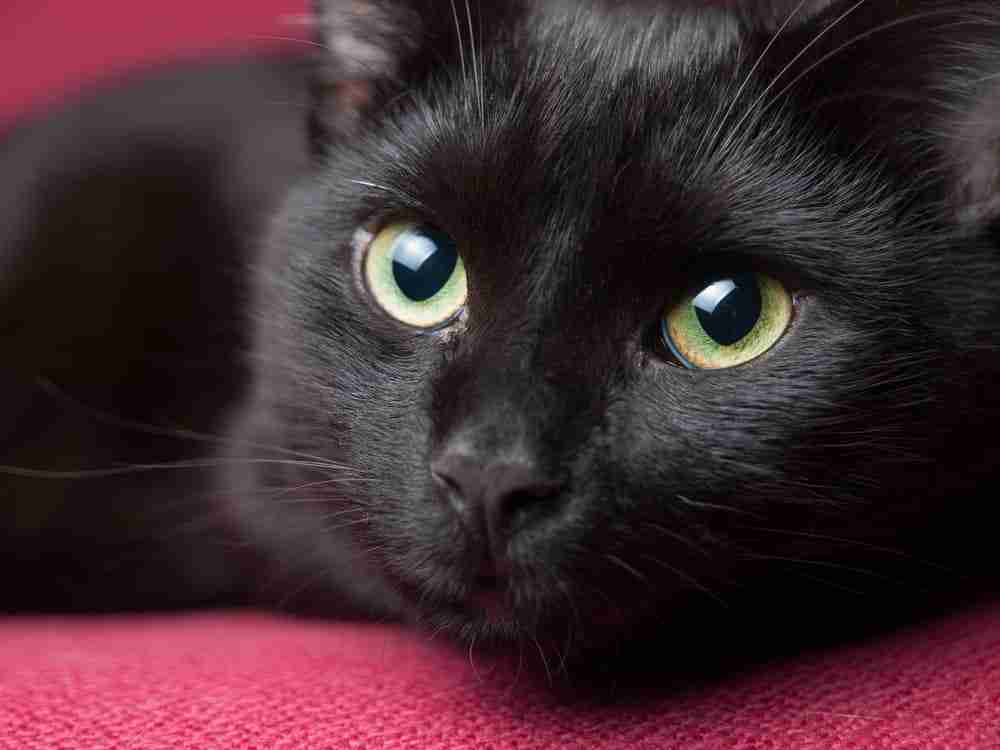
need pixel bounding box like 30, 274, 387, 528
390, 227, 458, 302
693, 273, 762, 345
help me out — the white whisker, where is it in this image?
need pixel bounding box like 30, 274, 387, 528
605, 553, 648, 584
248, 35, 325, 49
449, 0, 468, 87
0, 457, 353, 481
716, 0, 870, 159
761, 9, 975, 120
698, 0, 811, 161
465, 0, 485, 131
532, 636, 553, 687
638, 553, 728, 608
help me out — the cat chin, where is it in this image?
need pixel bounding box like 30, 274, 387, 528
379, 564, 536, 642
383, 565, 636, 658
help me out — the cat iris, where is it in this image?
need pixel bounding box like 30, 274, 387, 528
363, 222, 468, 328
661, 273, 792, 369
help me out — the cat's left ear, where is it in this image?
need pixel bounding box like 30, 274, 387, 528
309, 0, 423, 141
308, 0, 518, 147
773, 0, 1000, 230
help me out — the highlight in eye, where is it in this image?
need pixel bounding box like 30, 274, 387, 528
661, 272, 792, 369
363, 221, 468, 328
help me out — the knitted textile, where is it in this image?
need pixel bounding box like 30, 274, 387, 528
2, 606, 1000, 749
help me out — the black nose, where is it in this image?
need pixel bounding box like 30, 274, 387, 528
431, 449, 564, 561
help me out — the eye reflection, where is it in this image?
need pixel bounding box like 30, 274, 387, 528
692, 274, 762, 346
661, 272, 792, 369
362, 221, 468, 329
391, 228, 459, 302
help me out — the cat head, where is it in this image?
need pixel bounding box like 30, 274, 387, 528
246, 0, 1000, 657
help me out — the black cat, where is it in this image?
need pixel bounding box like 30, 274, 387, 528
3, 0, 1000, 672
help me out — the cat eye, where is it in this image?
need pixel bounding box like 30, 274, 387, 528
362, 221, 468, 328
661, 272, 793, 369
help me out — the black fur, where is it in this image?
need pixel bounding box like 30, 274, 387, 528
3, 0, 1000, 675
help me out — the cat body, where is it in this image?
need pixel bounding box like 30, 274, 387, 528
4, 0, 1000, 671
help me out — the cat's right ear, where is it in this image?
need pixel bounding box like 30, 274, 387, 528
307, 0, 518, 149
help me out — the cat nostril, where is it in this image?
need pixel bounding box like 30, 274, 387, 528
498, 485, 563, 529
482, 473, 565, 556
430, 452, 564, 550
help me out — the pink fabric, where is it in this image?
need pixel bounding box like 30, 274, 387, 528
2, 605, 1000, 749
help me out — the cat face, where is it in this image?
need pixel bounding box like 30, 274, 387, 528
244, 0, 1000, 654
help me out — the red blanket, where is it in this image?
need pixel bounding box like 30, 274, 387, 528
3, 607, 1000, 748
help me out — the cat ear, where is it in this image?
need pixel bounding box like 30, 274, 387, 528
307, 1, 520, 147
308, 0, 427, 142
764, 1, 1000, 230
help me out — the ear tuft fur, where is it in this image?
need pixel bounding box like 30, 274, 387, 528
313, 0, 422, 81
309, 0, 425, 143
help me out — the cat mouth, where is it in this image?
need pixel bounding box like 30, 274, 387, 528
469, 575, 507, 620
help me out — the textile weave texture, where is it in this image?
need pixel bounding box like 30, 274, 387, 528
2, 607, 1000, 749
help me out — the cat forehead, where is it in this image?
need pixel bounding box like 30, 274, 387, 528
324, 0, 897, 313
343, 17, 831, 238
521, 1, 742, 84
348, 5, 748, 219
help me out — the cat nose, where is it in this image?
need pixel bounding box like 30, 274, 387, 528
431, 449, 564, 560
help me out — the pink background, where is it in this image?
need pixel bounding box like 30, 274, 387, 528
0, 0, 309, 124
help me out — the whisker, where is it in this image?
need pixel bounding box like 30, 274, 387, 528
0, 457, 353, 481
322, 516, 371, 535
675, 494, 761, 517
501, 635, 526, 698
467, 632, 486, 684
743, 526, 957, 573
449, 0, 468, 87
247, 35, 324, 49
779, 569, 870, 597
272, 476, 380, 500
742, 553, 933, 590
760, 9, 974, 125
604, 553, 648, 584
465, 0, 485, 131
348, 179, 427, 211
717, 0, 870, 159
278, 493, 376, 507
698, 0, 811, 161
293, 506, 367, 523
637, 553, 729, 608
554, 580, 580, 677
31, 377, 351, 466
640, 521, 712, 557
532, 636, 553, 687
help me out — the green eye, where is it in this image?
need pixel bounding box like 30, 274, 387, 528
363, 221, 468, 328
661, 272, 792, 369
